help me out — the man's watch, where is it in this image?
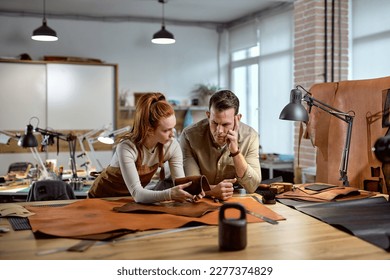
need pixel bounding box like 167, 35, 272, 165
229, 149, 240, 157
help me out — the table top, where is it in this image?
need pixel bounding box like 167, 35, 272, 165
1, 195, 389, 260
0, 179, 90, 202
261, 159, 294, 168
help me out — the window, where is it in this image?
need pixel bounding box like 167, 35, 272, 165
232, 46, 260, 61
352, 0, 390, 79
228, 9, 294, 155
231, 46, 259, 132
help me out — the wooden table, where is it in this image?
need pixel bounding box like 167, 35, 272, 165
0, 195, 389, 260
0, 181, 91, 202
261, 159, 293, 179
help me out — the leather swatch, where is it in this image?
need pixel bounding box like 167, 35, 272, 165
303, 183, 337, 192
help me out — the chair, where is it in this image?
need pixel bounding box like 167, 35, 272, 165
8, 162, 33, 173
26, 179, 76, 201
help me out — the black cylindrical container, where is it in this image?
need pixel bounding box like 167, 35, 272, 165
218, 203, 247, 251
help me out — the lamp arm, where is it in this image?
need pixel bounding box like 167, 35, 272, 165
30, 147, 49, 179
0, 130, 21, 139
35, 127, 77, 143
68, 137, 78, 179
86, 137, 104, 171
302, 94, 354, 186
0, 130, 20, 145
35, 127, 79, 178
79, 125, 110, 139
111, 126, 131, 136
339, 118, 353, 186
303, 94, 352, 123
35, 127, 67, 140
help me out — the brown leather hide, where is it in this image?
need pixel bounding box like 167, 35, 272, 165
26, 197, 285, 240
307, 76, 390, 192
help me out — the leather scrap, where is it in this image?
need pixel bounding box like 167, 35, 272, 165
276, 183, 374, 202
302, 182, 337, 192
113, 199, 219, 218
0, 203, 35, 218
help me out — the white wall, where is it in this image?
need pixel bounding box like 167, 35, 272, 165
0, 62, 116, 175
0, 15, 220, 103
0, 15, 221, 174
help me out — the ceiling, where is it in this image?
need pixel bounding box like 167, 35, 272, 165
0, 0, 294, 28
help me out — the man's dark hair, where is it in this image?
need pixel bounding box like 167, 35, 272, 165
208, 90, 240, 115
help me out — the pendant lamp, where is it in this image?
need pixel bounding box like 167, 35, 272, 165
31, 0, 58, 41
152, 0, 175, 44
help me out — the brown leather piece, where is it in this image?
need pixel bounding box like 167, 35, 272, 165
113, 199, 219, 217
307, 77, 390, 192
26, 197, 285, 240
174, 175, 212, 195
276, 183, 374, 202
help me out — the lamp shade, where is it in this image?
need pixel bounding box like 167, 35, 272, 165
97, 126, 131, 144
279, 89, 309, 122
98, 133, 115, 145
18, 124, 38, 148
152, 26, 175, 44
32, 19, 58, 41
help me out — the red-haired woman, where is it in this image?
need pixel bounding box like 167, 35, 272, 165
88, 93, 200, 203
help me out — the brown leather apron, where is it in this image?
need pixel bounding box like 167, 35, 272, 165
88, 143, 165, 198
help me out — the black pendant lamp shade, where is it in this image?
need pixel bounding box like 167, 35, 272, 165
152, 0, 175, 44
152, 25, 175, 44
32, 18, 58, 41
31, 0, 58, 42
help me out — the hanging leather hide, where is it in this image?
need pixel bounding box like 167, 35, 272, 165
307, 76, 390, 193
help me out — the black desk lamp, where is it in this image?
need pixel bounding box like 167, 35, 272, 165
17, 118, 50, 178
19, 117, 78, 179
18, 123, 38, 148
279, 85, 355, 186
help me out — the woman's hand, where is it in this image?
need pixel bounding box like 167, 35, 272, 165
170, 181, 205, 202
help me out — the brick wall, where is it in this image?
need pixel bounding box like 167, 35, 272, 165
293, 0, 349, 182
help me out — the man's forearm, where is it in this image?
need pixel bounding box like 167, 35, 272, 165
232, 152, 248, 178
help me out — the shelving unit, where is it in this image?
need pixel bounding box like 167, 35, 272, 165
117, 105, 208, 133
119, 105, 207, 112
